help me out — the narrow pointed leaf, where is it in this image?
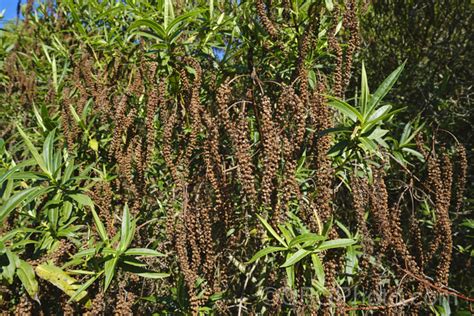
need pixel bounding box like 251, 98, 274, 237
327, 97, 364, 122
68, 272, 102, 306
360, 61, 369, 115
69, 193, 94, 207
120, 204, 131, 251
17, 125, 50, 177
42, 130, 56, 176
247, 246, 287, 263
316, 238, 356, 251
124, 248, 165, 257
256, 214, 287, 247
129, 19, 166, 40
16, 260, 38, 298
104, 256, 118, 292
367, 104, 392, 123
134, 272, 170, 279
289, 233, 326, 248
281, 248, 311, 268
367, 61, 405, 114
0, 187, 49, 222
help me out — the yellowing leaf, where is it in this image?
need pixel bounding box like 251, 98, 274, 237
36, 263, 91, 307
88, 139, 99, 152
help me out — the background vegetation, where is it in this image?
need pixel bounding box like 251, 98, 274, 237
0, 0, 472, 314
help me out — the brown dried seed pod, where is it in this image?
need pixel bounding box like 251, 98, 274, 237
181, 58, 204, 181
109, 95, 129, 158
389, 205, 421, 275
90, 181, 116, 235
351, 174, 374, 283
328, 9, 343, 98
410, 214, 425, 269
145, 80, 165, 167
73, 60, 87, 116
15, 294, 33, 316
114, 291, 135, 316
162, 107, 182, 190
369, 169, 392, 255
260, 96, 280, 205
61, 88, 77, 152
89, 291, 105, 315
202, 112, 225, 211
256, 0, 278, 38
341, 0, 360, 93
294, 3, 320, 82
454, 144, 467, 214
276, 137, 299, 224
234, 110, 257, 202
435, 152, 453, 285
370, 170, 421, 276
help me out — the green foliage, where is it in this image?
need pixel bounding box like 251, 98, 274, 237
328, 62, 406, 159
66, 203, 168, 296
248, 214, 358, 300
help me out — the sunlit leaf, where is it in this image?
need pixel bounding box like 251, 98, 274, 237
247, 246, 287, 263
281, 248, 311, 268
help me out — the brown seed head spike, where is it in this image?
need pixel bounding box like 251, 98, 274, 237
260, 95, 280, 206
435, 152, 453, 285
454, 144, 467, 214
235, 110, 257, 203
145, 80, 165, 167
328, 8, 343, 98
256, 0, 278, 38
341, 0, 360, 93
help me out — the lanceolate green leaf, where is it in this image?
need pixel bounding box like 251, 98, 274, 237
16, 259, 39, 298
256, 214, 287, 247
366, 127, 389, 140
134, 272, 170, 279
104, 256, 118, 291
367, 104, 392, 123
311, 254, 325, 284
166, 9, 204, 35
163, 0, 175, 29
124, 248, 166, 257
69, 193, 94, 207
17, 125, 51, 177
0, 165, 22, 187
316, 238, 356, 251
73, 195, 108, 244
68, 272, 102, 305
360, 61, 370, 115
0, 187, 50, 222
285, 253, 295, 288
324, 0, 334, 11
327, 97, 364, 123
281, 248, 311, 268
288, 233, 326, 248
92, 207, 108, 243
247, 246, 287, 264
42, 129, 56, 176
129, 19, 166, 40
120, 204, 132, 251
362, 107, 406, 132
3, 250, 17, 284
367, 61, 406, 114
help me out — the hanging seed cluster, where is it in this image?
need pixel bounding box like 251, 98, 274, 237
1, 1, 468, 314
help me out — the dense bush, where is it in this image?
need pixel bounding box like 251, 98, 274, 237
359, 0, 474, 305
0, 1, 471, 314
